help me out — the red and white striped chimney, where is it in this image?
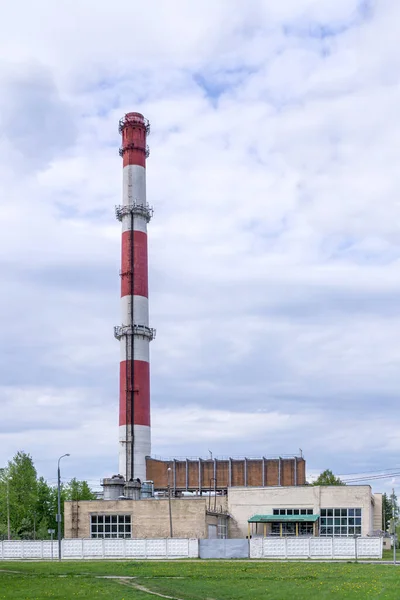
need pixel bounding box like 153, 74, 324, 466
115, 112, 154, 482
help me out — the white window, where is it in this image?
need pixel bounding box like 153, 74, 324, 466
90, 514, 131, 538
320, 508, 362, 537
217, 517, 228, 539
272, 508, 313, 516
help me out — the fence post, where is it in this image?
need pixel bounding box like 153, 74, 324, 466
308, 537, 311, 559
285, 538, 287, 559
166, 538, 169, 559
331, 537, 334, 559
123, 538, 126, 559
145, 539, 148, 560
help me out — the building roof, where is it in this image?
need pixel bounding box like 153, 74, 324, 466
248, 514, 320, 523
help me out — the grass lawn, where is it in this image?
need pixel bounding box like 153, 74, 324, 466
0, 560, 399, 599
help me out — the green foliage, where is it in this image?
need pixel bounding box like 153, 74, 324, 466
0, 452, 95, 540
382, 492, 398, 531
312, 469, 344, 486
65, 478, 97, 501
0, 452, 38, 539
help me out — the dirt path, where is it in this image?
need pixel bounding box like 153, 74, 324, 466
118, 578, 186, 600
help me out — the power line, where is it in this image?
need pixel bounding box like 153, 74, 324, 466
338, 466, 400, 477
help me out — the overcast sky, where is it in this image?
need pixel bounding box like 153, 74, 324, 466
0, 0, 399, 492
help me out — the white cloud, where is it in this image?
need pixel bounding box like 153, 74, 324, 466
0, 0, 400, 488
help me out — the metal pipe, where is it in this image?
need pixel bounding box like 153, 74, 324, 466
278, 457, 282, 486
262, 457, 265, 487
167, 467, 173, 538
198, 458, 202, 493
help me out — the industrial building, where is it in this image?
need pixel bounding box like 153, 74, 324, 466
64, 485, 382, 540
63, 111, 383, 542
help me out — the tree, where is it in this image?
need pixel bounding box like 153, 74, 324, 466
312, 469, 344, 486
0, 452, 96, 539
1, 452, 38, 539
382, 491, 399, 534
65, 478, 97, 502
35, 477, 60, 536
382, 493, 395, 531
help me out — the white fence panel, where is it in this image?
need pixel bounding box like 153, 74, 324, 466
82, 539, 103, 558
310, 538, 332, 558
42, 541, 58, 559
104, 539, 125, 558
263, 538, 286, 558
126, 539, 146, 558
249, 537, 263, 559
286, 538, 310, 558
357, 537, 382, 558
167, 538, 189, 558
250, 537, 382, 559
21, 541, 43, 559
188, 538, 199, 559
146, 539, 168, 558
63, 539, 83, 559
333, 538, 356, 559
2, 541, 23, 559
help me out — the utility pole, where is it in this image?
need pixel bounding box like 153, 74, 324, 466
392, 488, 397, 565
57, 454, 70, 561
167, 467, 173, 538
6, 479, 10, 541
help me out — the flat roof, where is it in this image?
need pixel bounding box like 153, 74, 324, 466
248, 514, 319, 523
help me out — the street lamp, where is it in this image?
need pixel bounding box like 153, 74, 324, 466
167, 467, 173, 538
0, 469, 10, 540
57, 454, 70, 561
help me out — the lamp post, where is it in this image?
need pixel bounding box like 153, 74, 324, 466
392, 488, 397, 565
0, 469, 11, 540
167, 467, 173, 538
57, 454, 70, 561
6, 478, 10, 541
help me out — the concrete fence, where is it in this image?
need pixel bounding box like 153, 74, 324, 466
0, 537, 382, 560
250, 537, 383, 559
0, 538, 199, 560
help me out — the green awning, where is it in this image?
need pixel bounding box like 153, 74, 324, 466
248, 514, 319, 523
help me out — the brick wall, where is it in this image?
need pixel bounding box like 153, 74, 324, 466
146, 457, 306, 490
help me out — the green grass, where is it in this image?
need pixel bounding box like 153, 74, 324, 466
0, 560, 399, 599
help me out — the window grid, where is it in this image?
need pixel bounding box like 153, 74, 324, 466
217, 517, 228, 539
272, 508, 313, 516
320, 508, 362, 537
90, 514, 131, 539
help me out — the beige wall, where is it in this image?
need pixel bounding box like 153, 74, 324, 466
65, 496, 227, 539
227, 486, 380, 538
64, 486, 382, 540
